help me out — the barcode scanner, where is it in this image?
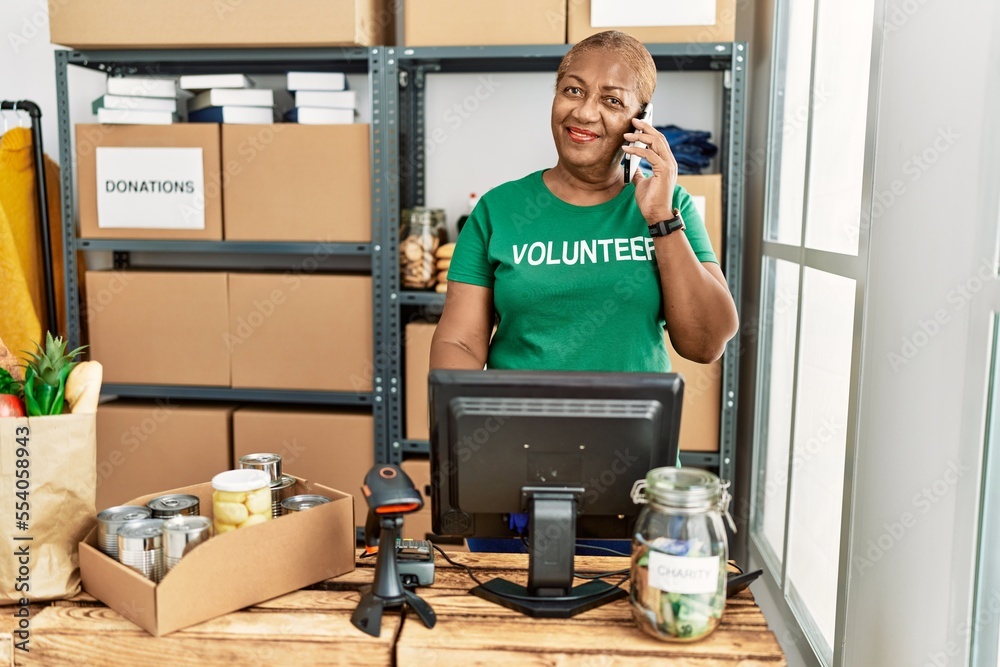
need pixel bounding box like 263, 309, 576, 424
361, 464, 423, 552
351, 465, 436, 637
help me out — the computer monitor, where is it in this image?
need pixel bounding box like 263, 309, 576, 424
428, 369, 683, 617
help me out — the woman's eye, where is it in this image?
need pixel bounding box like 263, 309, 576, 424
565, 86, 583, 95
607, 98, 623, 106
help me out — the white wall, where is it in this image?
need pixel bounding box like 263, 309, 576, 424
2, 0, 104, 163
844, 0, 1000, 665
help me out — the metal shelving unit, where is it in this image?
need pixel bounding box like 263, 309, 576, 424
384, 43, 748, 486
76, 239, 373, 255
400, 437, 718, 469
55, 46, 394, 460
54, 41, 747, 481
102, 384, 373, 405
398, 291, 446, 306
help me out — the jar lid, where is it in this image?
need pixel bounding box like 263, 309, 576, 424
642, 467, 722, 508
212, 469, 270, 492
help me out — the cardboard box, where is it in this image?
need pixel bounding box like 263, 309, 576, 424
76, 124, 223, 240
228, 274, 373, 391
404, 0, 566, 46
232, 408, 373, 526
404, 322, 436, 440
49, 0, 392, 48
669, 174, 723, 453
86, 271, 231, 386
96, 401, 234, 510
80, 477, 354, 636
567, 0, 736, 44
222, 124, 371, 242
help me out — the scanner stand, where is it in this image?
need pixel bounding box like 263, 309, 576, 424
351, 516, 437, 637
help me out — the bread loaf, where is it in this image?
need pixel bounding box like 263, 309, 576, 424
0, 337, 23, 381
65, 361, 103, 414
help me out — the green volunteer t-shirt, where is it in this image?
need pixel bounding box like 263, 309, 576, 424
447, 169, 718, 373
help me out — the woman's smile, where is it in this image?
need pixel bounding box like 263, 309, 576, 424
566, 126, 600, 143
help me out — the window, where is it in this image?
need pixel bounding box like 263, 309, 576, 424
751, 0, 876, 663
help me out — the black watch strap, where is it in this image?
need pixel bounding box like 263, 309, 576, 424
648, 209, 685, 237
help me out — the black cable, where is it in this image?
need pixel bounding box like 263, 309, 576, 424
432, 544, 486, 587
573, 568, 630, 580
573, 542, 632, 558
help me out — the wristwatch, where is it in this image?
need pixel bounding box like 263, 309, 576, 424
648, 209, 685, 237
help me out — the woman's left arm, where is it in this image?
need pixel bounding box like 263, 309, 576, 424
623, 118, 739, 363
651, 236, 739, 363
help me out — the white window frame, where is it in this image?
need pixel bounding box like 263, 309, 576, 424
752, 0, 1000, 664
748, 0, 879, 663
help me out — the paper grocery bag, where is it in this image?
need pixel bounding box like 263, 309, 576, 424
0, 414, 97, 604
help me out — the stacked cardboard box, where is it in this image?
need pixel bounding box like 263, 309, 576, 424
567, 0, 737, 43
232, 407, 375, 527
49, 0, 394, 48
76, 122, 371, 242
85, 271, 373, 391
404, 0, 566, 46
95, 401, 234, 510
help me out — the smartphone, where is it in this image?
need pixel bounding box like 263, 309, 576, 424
624, 103, 653, 184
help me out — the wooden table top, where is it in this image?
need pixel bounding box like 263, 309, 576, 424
0, 551, 786, 666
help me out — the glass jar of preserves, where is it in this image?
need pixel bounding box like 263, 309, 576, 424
400, 208, 446, 289
211, 469, 272, 534
629, 467, 733, 642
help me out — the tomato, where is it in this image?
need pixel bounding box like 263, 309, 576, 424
0, 395, 26, 417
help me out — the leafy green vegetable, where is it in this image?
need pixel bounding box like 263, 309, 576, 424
0, 368, 21, 396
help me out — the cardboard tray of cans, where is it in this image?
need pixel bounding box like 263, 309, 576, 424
79, 475, 355, 636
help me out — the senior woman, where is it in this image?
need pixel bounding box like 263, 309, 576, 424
430, 31, 738, 373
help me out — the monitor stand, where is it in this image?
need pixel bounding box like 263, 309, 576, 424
470, 486, 628, 618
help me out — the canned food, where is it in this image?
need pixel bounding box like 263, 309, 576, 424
117, 519, 165, 583
97, 505, 153, 559
270, 474, 296, 518
163, 516, 213, 572
281, 494, 332, 513
147, 494, 200, 519
239, 453, 282, 483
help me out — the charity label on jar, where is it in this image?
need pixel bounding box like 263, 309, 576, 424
648, 548, 721, 595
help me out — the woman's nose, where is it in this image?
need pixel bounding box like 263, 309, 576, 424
572, 95, 601, 123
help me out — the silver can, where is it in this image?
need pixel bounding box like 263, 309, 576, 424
163, 516, 213, 572
281, 494, 331, 513
270, 475, 297, 518
117, 519, 165, 583
147, 494, 200, 519
97, 505, 153, 560
239, 453, 282, 483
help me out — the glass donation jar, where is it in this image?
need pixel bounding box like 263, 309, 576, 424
629, 467, 733, 642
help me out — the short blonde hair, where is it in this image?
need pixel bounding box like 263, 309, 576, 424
556, 31, 657, 107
